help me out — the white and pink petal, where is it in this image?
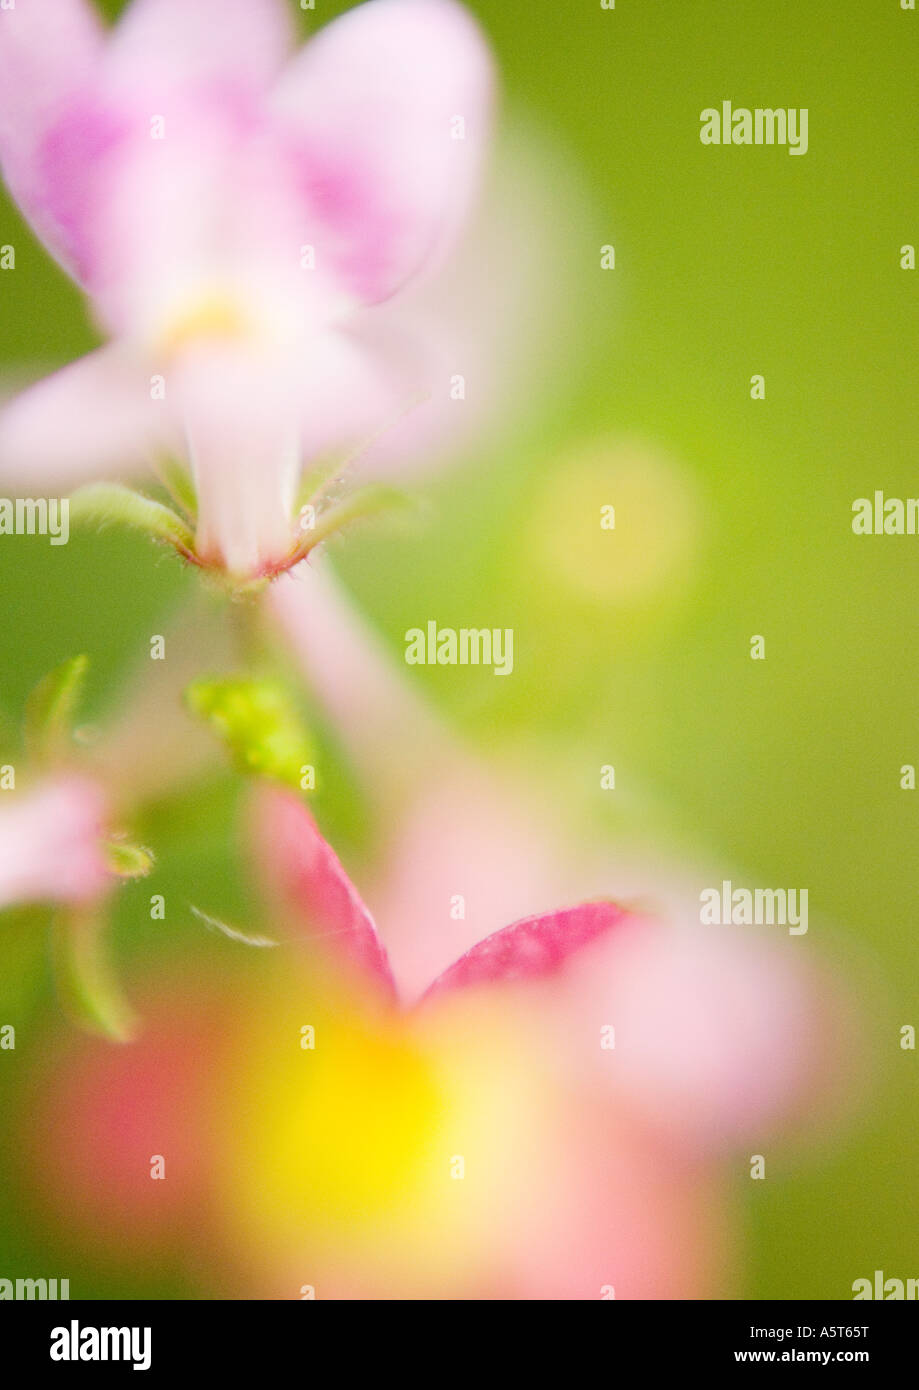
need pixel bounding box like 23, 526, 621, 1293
272, 0, 494, 304
0, 775, 110, 910
0, 0, 111, 281
0, 345, 175, 487
106, 0, 294, 98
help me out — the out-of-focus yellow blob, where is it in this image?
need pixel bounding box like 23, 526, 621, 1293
216, 974, 579, 1296
527, 437, 700, 604
229, 1005, 442, 1238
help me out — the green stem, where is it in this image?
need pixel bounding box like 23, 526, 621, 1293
229, 592, 270, 668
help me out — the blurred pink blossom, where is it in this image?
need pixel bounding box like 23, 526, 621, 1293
24, 958, 729, 1300
0, 0, 493, 580
0, 774, 110, 908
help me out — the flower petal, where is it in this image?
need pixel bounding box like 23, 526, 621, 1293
0, 776, 110, 910
590, 923, 831, 1151
269, 559, 443, 788
174, 346, 300, 578
294, 324, 428, 467
249, 786, 397, 1003
273, 0, 494, 303
0, 0, 107, 279
342, 124, 590, 482
108, 0, 294, 94
180, 324, 430, 579
85, 95, 320, 337
420, 900, 629, 1003
0, 346, 171, 487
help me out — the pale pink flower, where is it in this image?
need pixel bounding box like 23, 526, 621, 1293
0, 775, 110, 909
0, 0, 493, 580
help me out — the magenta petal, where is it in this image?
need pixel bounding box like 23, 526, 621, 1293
420, 900, 629, 1003
251, 787, 397, 1003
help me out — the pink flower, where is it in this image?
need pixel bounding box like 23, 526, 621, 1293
0, 0, 493, 580
0, 775, 110, 909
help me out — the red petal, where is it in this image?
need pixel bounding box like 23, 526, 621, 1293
421, 900, 628, 1003
250, 786, 397, 1003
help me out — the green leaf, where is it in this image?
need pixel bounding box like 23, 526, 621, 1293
156, 456, 198, 522
294, 389, 427, 513
51, 908, 137, 1043
295, 450, 353, 513
185, 676, 315, 792
287, 484, 411, 565
69, 483, 196, 553
24, 653, 89, 764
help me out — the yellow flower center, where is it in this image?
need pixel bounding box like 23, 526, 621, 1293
156, 291, 253, 359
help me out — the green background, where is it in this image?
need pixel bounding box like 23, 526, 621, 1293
1, 0, 917, 1297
